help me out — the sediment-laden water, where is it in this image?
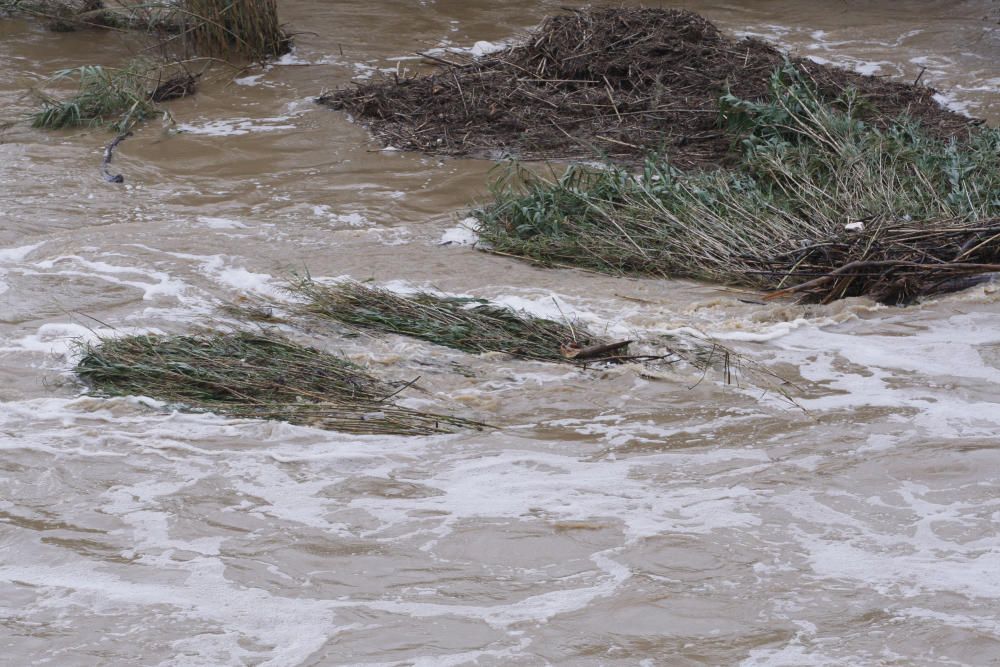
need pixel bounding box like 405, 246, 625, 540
1, 1, 999, 665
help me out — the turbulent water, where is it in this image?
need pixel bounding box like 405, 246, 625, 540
1, 1, 999, 665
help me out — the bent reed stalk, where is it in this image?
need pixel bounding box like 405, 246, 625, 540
287, 279, 794, 401
75, 331, 483, 435
289, 277, 601, 363
476, 67, 1000, 304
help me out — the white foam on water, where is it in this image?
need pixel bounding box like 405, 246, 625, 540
233, 73, 267, 87
741, 641, 844, 667
0, 241, 44, 263
932, 91, 975, 116
311, 204, 372, 227
0, 241, 44, 295
194, 254, 284, 299
176, 116, 298, 136
26, 254, 190, 303
197, 216, 249, 229
438, 218, 480, 246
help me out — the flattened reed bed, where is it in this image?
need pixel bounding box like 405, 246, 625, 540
75, 332, 483, 435
319, 7, 974, 166
476, 70, 1000, 305
287, 279, 792, 400
290, 278, 604, 363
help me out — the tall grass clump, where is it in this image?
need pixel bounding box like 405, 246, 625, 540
31, 61, 161, 131
290, 278, 610, 363
287, 278, 797, 401
477, 66, 1000, 304
75, 331, 483, 435
183, 0, 289, 61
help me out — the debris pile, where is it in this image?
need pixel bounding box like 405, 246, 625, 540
320, 7, 974, 166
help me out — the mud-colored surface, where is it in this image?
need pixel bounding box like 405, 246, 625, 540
321, 7, 981, 166
2, 1, 1000, 665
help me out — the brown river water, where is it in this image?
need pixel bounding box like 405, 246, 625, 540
1, 1, 999, 665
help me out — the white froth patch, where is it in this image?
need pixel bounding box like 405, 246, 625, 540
768, 311, 1000, 437
197, 216, 248, 229
438, 222, 480, 246
470, 40, 506, 57
0, 241, 44, 263
0, 322, 160, 356
365, 550, 630, 628
349, 448, 767, 543
31, 254, 189, 302
198, 255, 282, 298
932, 91, 975, 116
311, 204, 371, 227
233, 73, 266, 86
0, 241, 44, 295
365, 226, 410, 245
711, 317, 819, 343
176, 116, 297, 136
273, 49, 309, 66
423, 40, 508, 60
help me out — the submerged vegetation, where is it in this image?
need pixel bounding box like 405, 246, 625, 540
10, 0, 290, 132
476, 69, 1000, 304
3, 0, 289, 59
31, 61, 162, 131
287, 278, 790, 398
290, 278, 610, 363
75, 332, 483, 435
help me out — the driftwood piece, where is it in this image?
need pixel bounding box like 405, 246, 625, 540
560, 339, 632, 360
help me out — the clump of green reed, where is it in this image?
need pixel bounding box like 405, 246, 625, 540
286, 278, 795, 402
476, 66, 1000, 303
75, 331, 483, 435
183, 0, 289, 61
31, 60, 161, 131
290, 277, 598, 363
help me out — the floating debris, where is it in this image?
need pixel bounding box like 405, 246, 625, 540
319, 7, 974, 166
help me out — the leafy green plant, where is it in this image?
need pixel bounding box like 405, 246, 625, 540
31, 61, 161, 131
476, 68, 1000, 303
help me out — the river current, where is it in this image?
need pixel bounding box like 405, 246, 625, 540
1, 1, 999, 665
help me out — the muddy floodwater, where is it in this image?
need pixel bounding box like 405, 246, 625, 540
1, 1, 999, 665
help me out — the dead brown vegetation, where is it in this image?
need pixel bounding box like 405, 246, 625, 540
319, 7, 975, 166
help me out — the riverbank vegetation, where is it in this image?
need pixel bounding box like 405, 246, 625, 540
6, 0, 290, 131
2, 0, 288, 59
475, 69, 1000, 304
75, 332, 483, 435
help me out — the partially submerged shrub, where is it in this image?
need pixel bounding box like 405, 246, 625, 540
290, 278, 613, 363
31, 61, 162, 131
477, 68, 1000, 304
1, 0, 183, 32
183, 0, 289, 61
287, 279, 794, 400
75, 331, 483, 435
